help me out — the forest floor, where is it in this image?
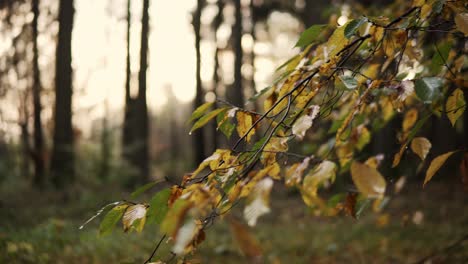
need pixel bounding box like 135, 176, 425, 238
1, 180, 467, 264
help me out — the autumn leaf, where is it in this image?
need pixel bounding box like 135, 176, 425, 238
454, 13, 468, 36
301, 160, 337, 205
446, 88, 466, 126
190, 107, 227, 133
228, 217, 263, 259
295, 24, 327, 47
285, 157, 311, 186
344, 192, 357, 218
402, 108, 418, 132
414, 77, 443, 104
327, 24, 349, 58
244, 178, 273, 226
292, 105, 320, 140
122, 204, 147, 233
189, 102, 214, 123
411, 137, 432, 161
236, 111, 255, 142
351, 161, 386, 198
172, 220, 200, 255
424, 151, 457, 187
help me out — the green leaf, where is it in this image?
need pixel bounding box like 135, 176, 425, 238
190, 107, 227, 134
217, 109, 235, 139
147, 189, 171, 225
414, 77, 443, 103
338, 75, 359, 90
130, 180, 163, 199
99, 204, 129, 236
430, 42, 451, 74
295, 24, 327, 47
188, 102, 214, 123
344, 17, 366, 39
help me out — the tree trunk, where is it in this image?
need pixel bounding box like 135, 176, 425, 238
134, 0, 150, 183
228, 0, 244, 108
50, 0, 75, 188
31, 0, 45, 188
192, 0, 205, 164
122, 0, 134, 162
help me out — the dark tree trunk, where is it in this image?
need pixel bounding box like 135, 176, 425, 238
302, 0, 328, 27
228, 0, 244, 108
31, 0, 45, 188
134, 0, 150, 183
192, 0, 205, 164
50, 0, 75, 188
99, 101, 111, 180
122, 0, 134, 162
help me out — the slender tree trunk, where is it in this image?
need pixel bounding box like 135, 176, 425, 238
100, 101, 111, 180
31, 0, 45, 187
122, 0, 133, 161
192, 0, 205, 164
135, 0, 150, 183
50, 0, 75, 188
228, 0, 244, 108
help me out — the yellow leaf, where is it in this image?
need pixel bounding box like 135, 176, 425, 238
228, 217, 263, 259
122, 204, 147, 232
455, 13, 468, 36
403, 108, 418, 132
301, 161, 336, 204
424, 151, 457, 187
172, 220, 200, 255
411, 137, 432, 161
392, 143, 407, 168
351, 161, 386, 198
365, 154, 384, 168
236, 111, 255, 142
285, 157, 311, 186
327, 25, 349, 58
446, 88, 466, 126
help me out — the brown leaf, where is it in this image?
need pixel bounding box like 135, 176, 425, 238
455, 13, 468, 36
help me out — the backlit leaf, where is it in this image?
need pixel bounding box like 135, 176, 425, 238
295, 24, 327, 47
327, 24, 349, 57
243, 178, 273, 226
344, 17, 367, 39
424, 151, 456, 187
302, 160, 337, 205
236, 111, 255, 142
351, 161, 386, 198
160, 199, 191, 237
122, 204, 147, 232
173, 220, 199, 255
190, 107, 227, 133
292, 105, 320, 140
99, 204, 129, 236
414, 77, 443, 104
430, 42, 451, 73
446, 88, 466, 126
189, 102, 214, 123
411, 137, 432, 161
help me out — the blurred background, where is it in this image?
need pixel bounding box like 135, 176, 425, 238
0, 0, 466, 263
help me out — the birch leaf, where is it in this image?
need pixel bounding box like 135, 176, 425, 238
292, 105, 320, 140
424, 151, 456, 187
237, 111, 255, 142
446, 88, 466, 126
351, 161, 386, 198
243, 178, 273, 226
302, 161, 336, 205
411, 137, 432, 161
122, 204, 147, 232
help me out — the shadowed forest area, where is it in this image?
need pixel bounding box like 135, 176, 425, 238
0, 0, 467, 263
